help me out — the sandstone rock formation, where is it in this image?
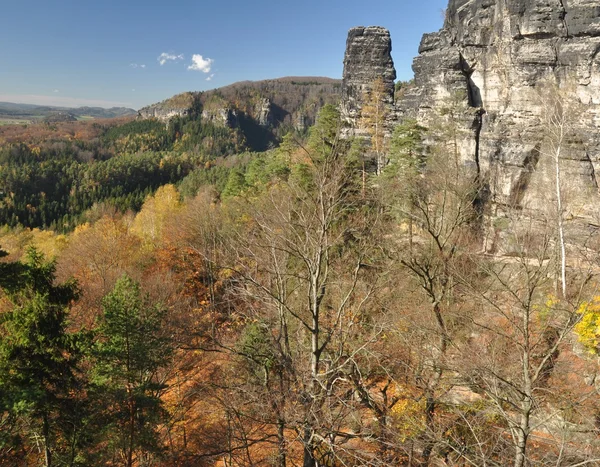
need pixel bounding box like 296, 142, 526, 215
138, 92, 194, 121
201, 105, 238, 127
255, 98, 272, 127
341, 26, 396, 135
399, 0, 600, 225
341, 3, 600, 251
138, 107, 189, 121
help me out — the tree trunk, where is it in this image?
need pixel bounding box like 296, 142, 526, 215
362, 160, 366, 199
277, 417, 287, 467
377, 409, 388, 459
513, 395, 532, 467
302, 425, 316, 467
304, 273, 321, 467
421, 393, 436, 466
43, 413, 52, 467
555, 145, 567, 298
420, 301, 447, 466
127, 390, 135, 467
513, 426, 528, 467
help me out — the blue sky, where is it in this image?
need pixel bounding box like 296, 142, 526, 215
0, 0, 448, 110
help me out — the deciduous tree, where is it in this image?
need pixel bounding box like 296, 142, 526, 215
360, 77, 391, 175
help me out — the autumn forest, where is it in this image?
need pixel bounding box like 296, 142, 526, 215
0, 75, 599, 467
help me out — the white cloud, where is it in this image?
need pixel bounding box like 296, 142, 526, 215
205, 73, 215, 81
188, 54, 214, 73
158, 53, 184, 66
141, 64, 146, 69
130, 63, 147, 69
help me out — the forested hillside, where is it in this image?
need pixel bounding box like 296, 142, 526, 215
0, 94, 290, 231
139, 77, 341, 144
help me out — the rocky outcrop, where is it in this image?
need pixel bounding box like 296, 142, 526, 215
201, 107, 238, 127
138, 107, 188, 121
399, 0, 600, 225
255, 98, 272, 127
43, 112, 77, 124
341, 26, 396, 134
340, 4, 600, 250
138, 92, 195, 122
206, 78, 341, 132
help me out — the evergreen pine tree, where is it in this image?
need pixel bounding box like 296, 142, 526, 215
92, 275, 172, 467
0, 248, 84, 467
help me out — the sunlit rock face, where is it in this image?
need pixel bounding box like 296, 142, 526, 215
391, 0, 600, 249
340, 3, 600, 250
255, 98, 272, 127
137, 107, 188, 121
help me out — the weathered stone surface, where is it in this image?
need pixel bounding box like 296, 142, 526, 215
138, 107, 188, 121
255, 98, 272, 127
340, 3, 600, 251
341, 26, 396, 133
392, 0, 600, 240
138, 92, 195, 121
201, 107, 238, 127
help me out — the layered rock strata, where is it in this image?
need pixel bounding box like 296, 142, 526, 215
138, 107, 188, 121
341, 3, 600, 251
400, 0, 600, 224
341, 26, 397, 136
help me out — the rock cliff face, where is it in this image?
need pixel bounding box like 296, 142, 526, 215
255, 98, 273, 127
139, 107, 189, 121
138, 92, 194, 121
399, 0, 600, 227
138, 78, 342, 152
340, 3, 600, 250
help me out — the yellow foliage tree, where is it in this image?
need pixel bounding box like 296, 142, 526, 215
56, 215, 141, 322
132, 184, 181, 248
360, 77, 390, 175
575, 297, 600, 354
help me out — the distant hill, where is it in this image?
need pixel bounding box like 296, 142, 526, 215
138, 76, 342, 133
42, 112, 78, 124
0, 102, 137, 121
